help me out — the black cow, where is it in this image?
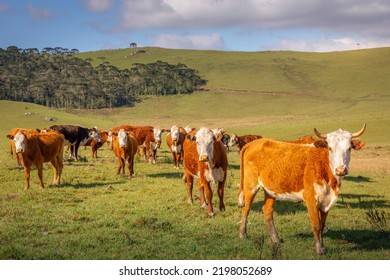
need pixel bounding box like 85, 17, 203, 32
220, 133, 231, 152
49, 125, 102, 160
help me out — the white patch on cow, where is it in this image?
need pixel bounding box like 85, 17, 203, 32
170, 144, 182, 153
64, 139, 76, 146
118, 129, 128, 148
228, 133, 238, 147
195, 127, 215, 161
261, 178, 304, 202
204, 166, 225, 184
326, 129, 353, 179
13, 132, 26, 153
80, 137, 89, 146
314, 182, 339, 213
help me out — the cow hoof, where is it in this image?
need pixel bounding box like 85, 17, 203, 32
200, 202, 207, 208
208, 212, 215, 217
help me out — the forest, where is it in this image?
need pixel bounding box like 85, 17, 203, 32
0, 46, 207, 109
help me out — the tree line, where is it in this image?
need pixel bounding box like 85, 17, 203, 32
0, 46, 207, 109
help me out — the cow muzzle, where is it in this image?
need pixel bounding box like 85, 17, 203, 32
199, 155, 209, 162
335, 166, 348, 176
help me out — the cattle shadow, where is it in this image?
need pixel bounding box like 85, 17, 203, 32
249, 200, 307, 215
344, 175, 373, 183
325, 229, 390, 251
57, 181, 123, 189
148, 172, 183, 180
228, 164, 240, 171
338, 193, 388, 209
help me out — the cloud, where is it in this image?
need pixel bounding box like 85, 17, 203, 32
154, 33, 225, 50
27, 3, 53, 20
83, 0, 114, 13
266, 36, 390, 52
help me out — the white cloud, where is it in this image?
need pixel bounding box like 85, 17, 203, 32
83, 0, 114, 13
267, 37, 390, 52
154, 33, 225, 50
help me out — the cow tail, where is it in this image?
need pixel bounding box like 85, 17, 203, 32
238, 144, 247, 208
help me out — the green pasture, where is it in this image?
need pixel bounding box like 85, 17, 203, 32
0, 47, 389, 260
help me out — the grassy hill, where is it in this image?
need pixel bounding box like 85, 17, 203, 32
0, 48, 389, 260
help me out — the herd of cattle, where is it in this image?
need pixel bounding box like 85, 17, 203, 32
6, 123, 366, 255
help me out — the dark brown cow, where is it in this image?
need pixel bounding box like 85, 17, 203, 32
110, 129, 138, 178
238, 125, 366, 254
228, 133, 262, 152
7, 130, 65, 189
166, 125, 186, 169
182, 127, 228, 216
49, 125, 102, 160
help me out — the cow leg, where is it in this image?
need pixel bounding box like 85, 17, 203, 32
74, 144, 80, 161
151, 149, 157, 164
51, 158, 59, 185
204, 182, 214, 216
239, 188, 257, 238
197, 179, 207, 208
37, 164, 45, 189
57, 155, 63, 185
217, 181, 225, 212
306, 202, 326, 255
183, 172, 194, 204
127, 157, 133, 179
24, 166, 31, 190
130, 155, 135, 177
117, 157, 124, 175
262, 193, 279, 244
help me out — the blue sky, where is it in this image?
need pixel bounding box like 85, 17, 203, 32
1, 0, 389, 53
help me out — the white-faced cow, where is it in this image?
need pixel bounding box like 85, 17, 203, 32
166, 125, 186, 169
110, 129, 138, 178
49, 125, 102, 160
7, 130, 65, 189
182, 127, 228, 216
228, 133, 262, 153
238, 124, 366, 254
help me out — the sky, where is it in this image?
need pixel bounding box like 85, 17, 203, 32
1, 0, 390, 53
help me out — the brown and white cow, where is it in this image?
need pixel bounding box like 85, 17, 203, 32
110, 129, 138, 178
228, 133, 262, 153
84, 129, 110, 158
238, 124, 366, 254
166, 125, 186, 169
182, 127, 228, 216
112, 125, 166, 164
7, 130, 65, 189
7, 128, 43, 166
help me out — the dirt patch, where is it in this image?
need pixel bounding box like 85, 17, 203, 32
350, 145, 390, 174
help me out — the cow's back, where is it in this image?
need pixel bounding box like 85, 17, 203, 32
35, 132, 65, 162
242, 138, 329, 192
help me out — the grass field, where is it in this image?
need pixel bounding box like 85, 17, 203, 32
0, 47, 389, 260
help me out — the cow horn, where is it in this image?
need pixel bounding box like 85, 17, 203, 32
351, 124, 366, 138
313, 128, 327, 139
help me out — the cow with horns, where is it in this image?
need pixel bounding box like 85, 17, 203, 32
238, 124, 366, 254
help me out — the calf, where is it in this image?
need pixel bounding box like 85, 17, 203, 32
7, 128, 42, 166
110, 129, 138, 178
228, 133, 262, 152
85, 129, 110, 158
50, 125, 102, 160
166, 125, 186, 169
238, 125, 366, 254
182, 127, 228, 216
7, 131, 65, 189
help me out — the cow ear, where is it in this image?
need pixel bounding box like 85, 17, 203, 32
352, 139, 365, 150
6, 134, 14, 140
314, 140, 328, 148
186, 134, 196, 141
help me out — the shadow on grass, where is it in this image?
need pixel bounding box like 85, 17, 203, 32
57, 181, 123, 189
148, 172, 183, 179
344, 175, 373, 183
326, 229, 390, 251
338, 193, 388, 209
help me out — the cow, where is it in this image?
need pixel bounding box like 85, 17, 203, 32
182, 127, 228, 216
49, 125, 102, 160
84, 129, 110, 158
110, 129, 138, 178
228, 133, 262, 153
212, 128, 231, 151
7, 130, 65, 189
238, 124, 366, 255
166, 125, 186, 169
286, 135, 318, 145
112, 125, 166, 164
7, 128, 43, 166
